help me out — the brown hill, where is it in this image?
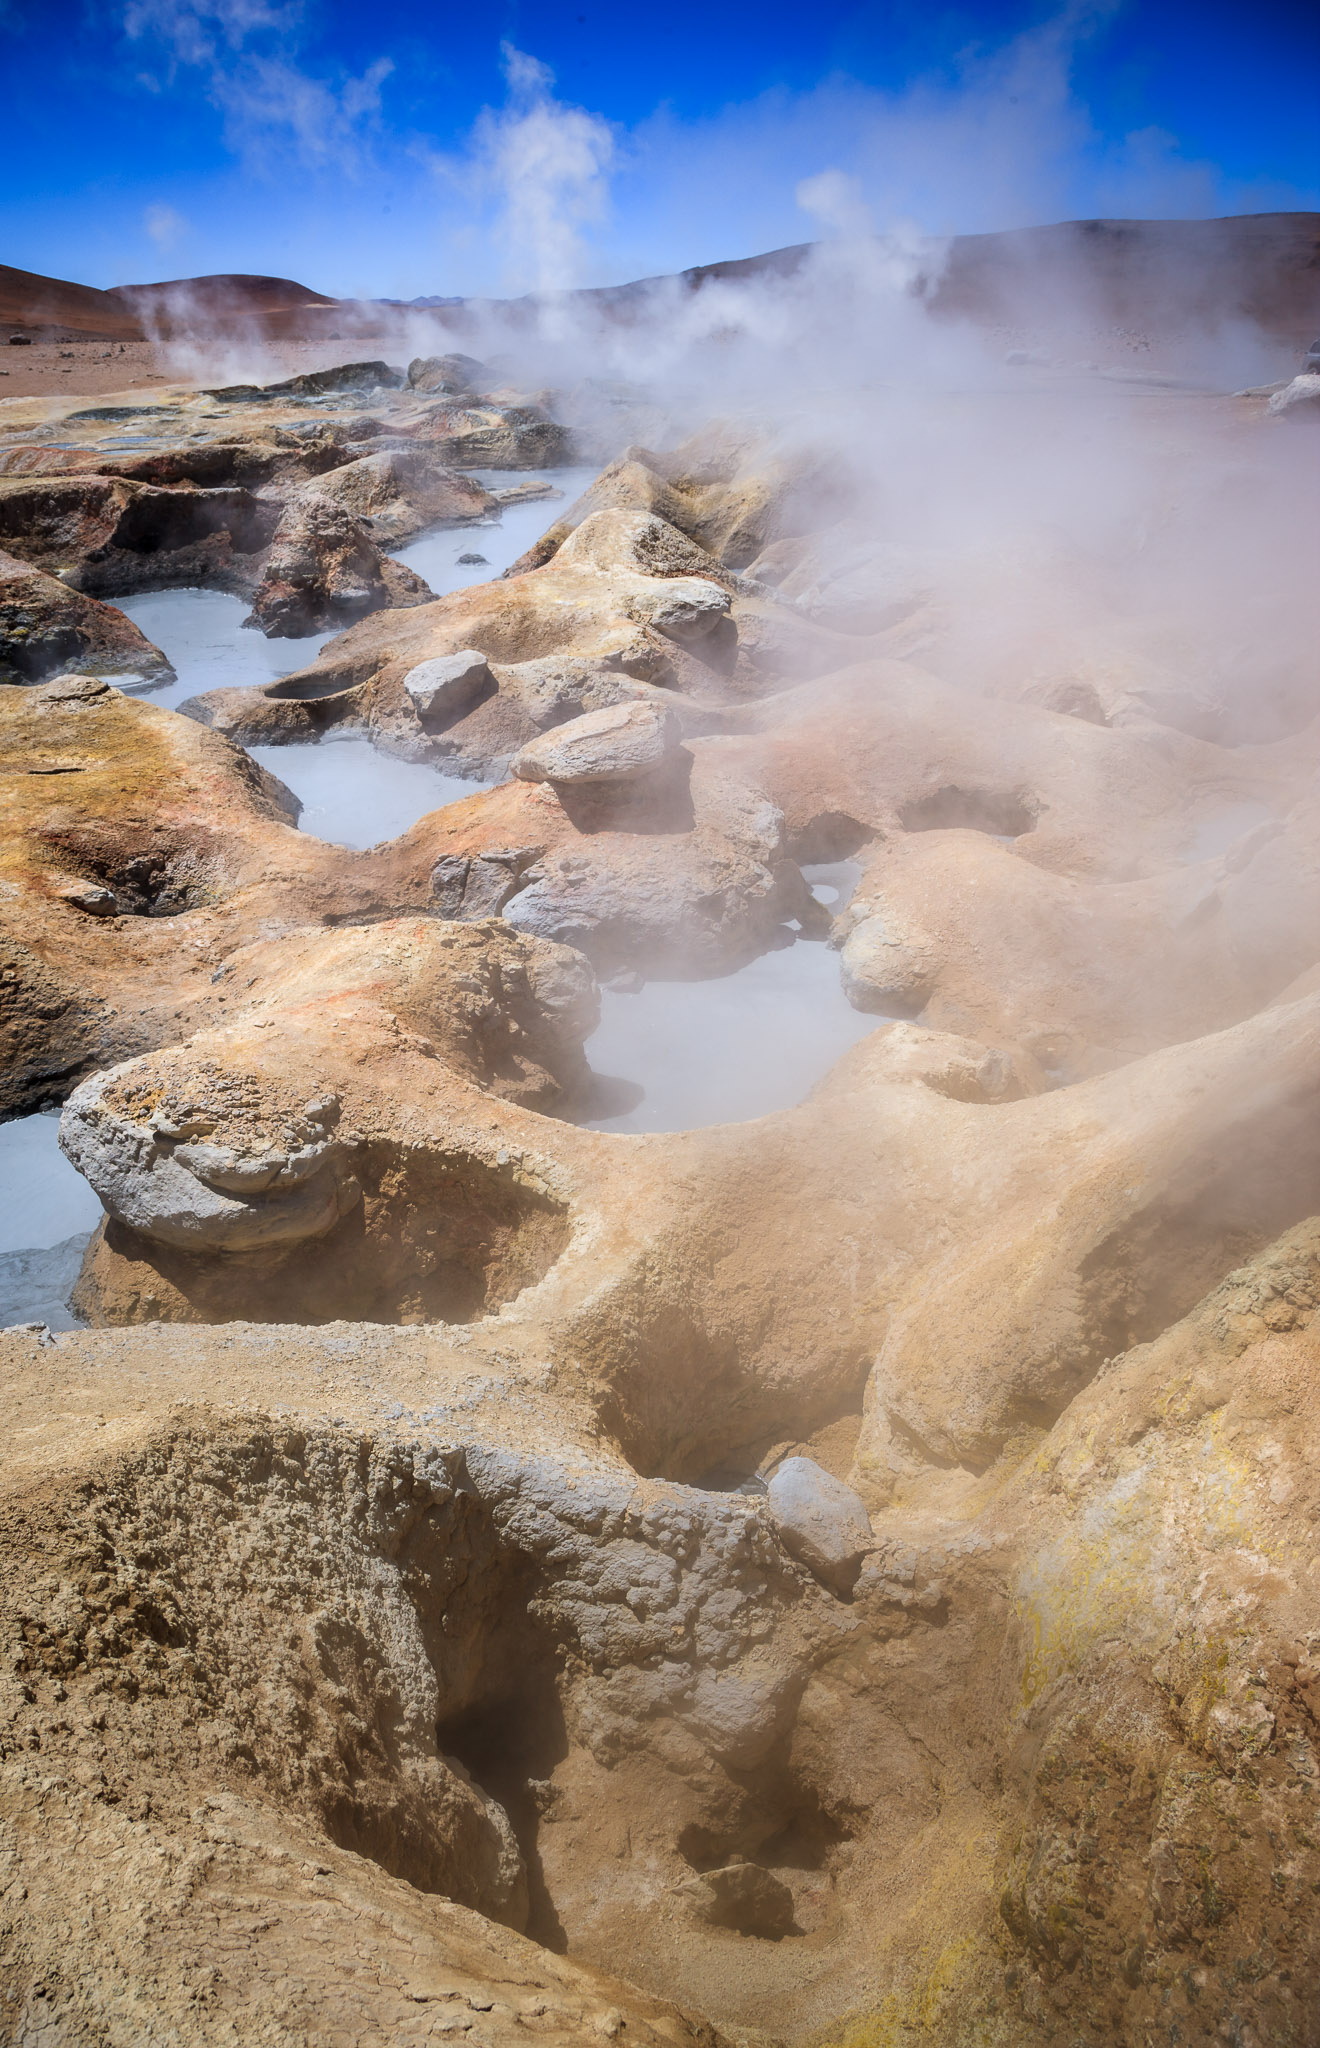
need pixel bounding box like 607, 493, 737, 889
0, 264, 144, 341
3, 214, 1317, 352
108, 273, 338, 337
926, 213, 1320, 343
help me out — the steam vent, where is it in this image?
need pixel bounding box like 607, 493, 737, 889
2, 199, 1320, 2048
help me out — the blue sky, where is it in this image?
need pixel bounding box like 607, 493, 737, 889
3, 0, 1317, 298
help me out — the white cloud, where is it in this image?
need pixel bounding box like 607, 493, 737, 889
122, 0, 390, 172
214, 51, 393, 170
143, 201, 189, 249
123, 0, 298, 71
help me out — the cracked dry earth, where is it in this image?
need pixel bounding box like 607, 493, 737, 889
1, 353, 1320, 2048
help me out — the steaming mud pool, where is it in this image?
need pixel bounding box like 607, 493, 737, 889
390, 465, 599, 593
3, 493, 878, 1325
585, 866, 875, 1132
111, 466, 597, 843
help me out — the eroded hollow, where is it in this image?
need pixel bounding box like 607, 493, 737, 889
898, 785, 1038, 837
10, 1408, 893, 2028
74, 1140, 572, 1327
37, 823, 227, 917
261, 674, 362, 701
106, 488, 281, 560
788, 810, 873, 863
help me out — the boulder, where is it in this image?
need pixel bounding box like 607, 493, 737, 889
60, 1070, 365, 1255
407, 352, 488, 394
767, 1456, 872, 1589
403, 648, 493, 725
631, 576, 732, 644
840, 910, 939, 1017
246, 495, 433, 636
511, 702, 680, 787
1267, 372, 1320, 418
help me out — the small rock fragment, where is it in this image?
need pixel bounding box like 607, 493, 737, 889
1267, 373, 1320, 419
54, 878, 117, 916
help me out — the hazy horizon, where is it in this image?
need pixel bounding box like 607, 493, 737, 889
2, 0, 1317, 303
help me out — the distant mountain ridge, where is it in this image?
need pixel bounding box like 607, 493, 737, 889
4, 213, 1318, 345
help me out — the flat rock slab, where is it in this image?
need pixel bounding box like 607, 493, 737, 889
511, 701, 679, 787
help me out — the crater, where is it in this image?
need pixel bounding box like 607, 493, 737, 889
898, 785, 1038, 837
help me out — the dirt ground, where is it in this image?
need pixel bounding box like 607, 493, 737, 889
0, 335, 411, 404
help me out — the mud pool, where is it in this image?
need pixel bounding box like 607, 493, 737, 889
114, 588, 334, 709
246, 737, 491, 849
585, 866, 877, 1132
390, 466, 599, 592
0, 1113, 103, 1331
2, 494, 881, 1319
108, 472, 598, 844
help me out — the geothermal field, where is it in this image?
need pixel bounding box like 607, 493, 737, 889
1, 212, 1319, 2046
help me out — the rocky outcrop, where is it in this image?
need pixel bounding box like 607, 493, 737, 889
0, 546, 173, 685
0, 372, 574, 641
507, 432, 833, 575
61, 915, 598, 1315
181, 507, 855, 768
836, 793, 1320, 1077
0, 466, 435, 635
408, 350, 488, 393
300, 446, 496, 545
246, 493, 433, 635
0, 674, 354, 1113
5, 1211, 1320, 2041
411, 399, 570, 469
0, 472, 281, 594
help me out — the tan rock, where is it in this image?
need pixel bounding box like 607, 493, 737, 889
511, 702, 680, 786
403, 647, 493, 723
302, 445, 496, 544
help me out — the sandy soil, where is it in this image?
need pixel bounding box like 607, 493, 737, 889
0, 334, 409, 403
